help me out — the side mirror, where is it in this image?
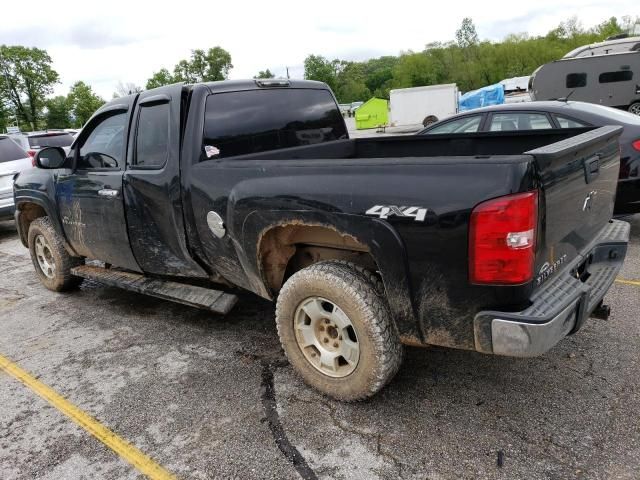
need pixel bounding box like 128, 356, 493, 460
34, 147, 67, 169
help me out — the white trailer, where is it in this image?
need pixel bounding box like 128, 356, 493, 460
389, 84, 459, 128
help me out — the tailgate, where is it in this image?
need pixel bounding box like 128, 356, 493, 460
527, 126, 623, 285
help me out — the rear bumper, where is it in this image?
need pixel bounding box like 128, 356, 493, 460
474, 220, 630, 357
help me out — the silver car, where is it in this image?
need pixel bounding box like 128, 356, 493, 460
0, 135, 33, 220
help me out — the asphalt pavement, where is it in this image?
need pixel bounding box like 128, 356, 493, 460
1, 214, 639, 480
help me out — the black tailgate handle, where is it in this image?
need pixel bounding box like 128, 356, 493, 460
583, 154, 600, 184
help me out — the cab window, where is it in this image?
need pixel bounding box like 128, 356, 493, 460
78, 113, 127, 169
489, 113, 553, 131
134, 103, 169, 167
423, 115, 482, 134
554, 115, 589, 128
202, 89, 347, 159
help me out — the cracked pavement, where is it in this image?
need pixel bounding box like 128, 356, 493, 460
1, 214, 639, 479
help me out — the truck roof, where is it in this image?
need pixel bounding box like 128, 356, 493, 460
97, 79, 333, 116
202, 79, 329, 93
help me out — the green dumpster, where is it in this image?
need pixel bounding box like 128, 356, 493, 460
355, 97, 388, 130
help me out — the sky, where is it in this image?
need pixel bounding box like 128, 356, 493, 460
1, 0, 637, 99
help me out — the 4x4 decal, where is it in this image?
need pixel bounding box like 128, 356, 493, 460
365, 205, 428, 222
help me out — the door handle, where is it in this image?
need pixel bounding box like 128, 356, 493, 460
98, 188, 119, 197
583, 155, 600, 184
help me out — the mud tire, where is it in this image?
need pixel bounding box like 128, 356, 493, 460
276, 261, 403, 401
28, 216, 83, 292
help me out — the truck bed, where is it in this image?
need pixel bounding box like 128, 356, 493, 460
190, 126, 623, 350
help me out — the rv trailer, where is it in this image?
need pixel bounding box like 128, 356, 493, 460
529, 51, 640, 115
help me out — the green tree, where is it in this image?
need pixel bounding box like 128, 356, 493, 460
172, 47, 233, 83
455, 17, 479, 48
0, 103, 8, 133
335, 62, 371, 103
362, 56, 399, 98
303, 55, 346, 92
146, 47, 233, 89
592, 17, 623, 38
146, 68, 174, 89
45, 96, 71, 129
68, 81, 105, 128
254, 69, 275, 79
0, 45, 59, 130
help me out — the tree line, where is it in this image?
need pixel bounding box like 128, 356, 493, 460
1, 15, 638, 132
303, 16, 639, 104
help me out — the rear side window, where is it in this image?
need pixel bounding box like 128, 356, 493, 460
0, 137, 28, 163
566, 73, 587, 88
489, 113, 553, 131
599, 71, 633, 83
135, 103, 169, 167
202, 88, 347, 159
28, 134, 73, 148
555, 115, 589, 128
423, 115, 482, 134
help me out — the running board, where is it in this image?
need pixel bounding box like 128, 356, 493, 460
71, 265, 238, 315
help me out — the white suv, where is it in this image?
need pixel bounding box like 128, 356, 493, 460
0, 135, 32, 220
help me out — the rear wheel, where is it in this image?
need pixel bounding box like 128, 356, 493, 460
629, 102, 640, 116
276, 261, 403, 401
422, 115, 439, 127
28, 217, 83, 291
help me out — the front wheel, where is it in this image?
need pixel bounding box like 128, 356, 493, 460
28, 217, 83, 292
276, 261, 403, 401
629, 102, 640, 116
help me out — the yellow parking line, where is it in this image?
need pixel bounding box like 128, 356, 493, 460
615, 278, 640, 287
0, 354, 176, 480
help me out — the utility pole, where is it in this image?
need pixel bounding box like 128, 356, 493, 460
286, 67, 290, 79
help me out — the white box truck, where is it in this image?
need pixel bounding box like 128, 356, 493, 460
389, 84, 459, 129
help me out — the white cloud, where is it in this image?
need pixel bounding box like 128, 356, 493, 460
2, 0, 636, 99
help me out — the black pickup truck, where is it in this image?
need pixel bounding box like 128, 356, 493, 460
13, 80, 630, 400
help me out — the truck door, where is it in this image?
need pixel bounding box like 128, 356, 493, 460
123, 85, 207, 278
56, 102, 141, 271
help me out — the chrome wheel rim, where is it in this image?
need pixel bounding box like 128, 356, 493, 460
629, 103, 640, 116
34, 234, 56, 279
294, 296, 360, 378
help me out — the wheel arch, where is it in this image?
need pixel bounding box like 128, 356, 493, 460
241, 211, 421, 343
14, 198, 76, 255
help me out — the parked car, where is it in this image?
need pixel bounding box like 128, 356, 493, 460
0, 135, 32, 220
529, 50, 640, 115
9, 131, 74, 161
418, 101, 640, 214
13, 80, 629, 401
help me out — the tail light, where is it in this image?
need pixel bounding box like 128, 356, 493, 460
28, 150, 36, 166
469, 191, 538, 285
632, 140, 640, 152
